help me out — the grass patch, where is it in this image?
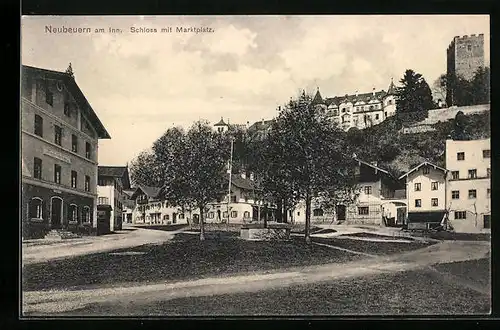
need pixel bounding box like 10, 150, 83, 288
432, 258, 490, 290
314, 237, 433, 256
23, 231, 364, 292
408, 230, 491, 241
60, 266, 491, 316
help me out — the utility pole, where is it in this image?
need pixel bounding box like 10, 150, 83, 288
226, 137, 234, 231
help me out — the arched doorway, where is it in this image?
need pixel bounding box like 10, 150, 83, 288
50, 197, 63, 229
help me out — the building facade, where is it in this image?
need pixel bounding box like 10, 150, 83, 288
445, 138, 491, 233
446, 34, 485, 106
21, 64, 111, 238
311, 79, 398, 131
97, 166, 131, 232
291, 159, 406, 226
399, 162, 448, 230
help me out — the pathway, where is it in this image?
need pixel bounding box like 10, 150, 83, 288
22, 228, 185, 265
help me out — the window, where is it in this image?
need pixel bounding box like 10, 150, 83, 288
163, 214, 170, 220
231, 211, 238, 218
313, 209, 324, 217
82, 207, 91, 223
487, 168, 491, 178
415, 199, 422, 207
85, 142, 91, 159
29, 198, 43, 219
46, 88, 53, 106
457, 152, 465, 161
468, 189, 477, 199
451, 171, 459, 180
483, 215, 491, 229
71, 134, 78, 153
483, 149, 490, 158
414, 183, 421, 191
34, 114, 43, 137
208, 212, 214, 219
375, 114, 379, 120
455, 211, 466, 220
384, 111, 387, 117
487, 188, 491, 198
64, 103, 71, 116
54, 125, 62, 146
423, 167, 430, 175
467, 45, 472, 51
364, 186, 372, 195
451, 190, 460, 199
33, 157, 42, 179
297, 212, 301, 216
358, 207, 369, 215
85, 175, 90, 192
179, 214, 185, 219
468, 169, 477, 179
431, 198, 439, 207
71, 170, 77, 188
54, 164, 61, 184
98, 197, 109, 205
244, 211, 250, 219
69, 204, 78, 222
431, 182, 439, 190
231, 195, 237, 203
98, 178, 106, 186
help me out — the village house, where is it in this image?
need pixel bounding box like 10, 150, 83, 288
121, 189, 135, 225
399, 162, 448, 230
445, 138, 491, 233
97, 166, 131, 232
291, 158, 406, 226
21, 64, 111, 239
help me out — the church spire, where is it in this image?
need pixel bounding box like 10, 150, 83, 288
65, 62, 74, 78
312, 86, 323, 105
387, 77, 396, 95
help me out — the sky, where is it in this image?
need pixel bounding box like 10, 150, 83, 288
21, 15, 490, 166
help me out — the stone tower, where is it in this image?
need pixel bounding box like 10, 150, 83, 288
446, 34, 485, 106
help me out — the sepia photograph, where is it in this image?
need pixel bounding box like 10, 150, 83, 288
20, 15, 491, 317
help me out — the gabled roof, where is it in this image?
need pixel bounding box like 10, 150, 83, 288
398, 161, 448, 180
248, 119, 275, 132
98, 166, 131, 189
214, 117, 227, 126
22, 65, 111, 139
130, 185, 161, 200
225, 173, 259, 191
355, 158, 390, 175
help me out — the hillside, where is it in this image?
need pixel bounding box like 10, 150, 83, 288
346, 110, 490, 177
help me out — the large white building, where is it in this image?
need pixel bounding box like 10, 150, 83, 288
97, 166, 131, 232
446, 138, 491, 233
311, 79, 398, 131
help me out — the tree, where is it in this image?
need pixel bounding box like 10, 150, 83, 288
171, 120, 230, 241
395, 69, 435, 122
471, 66, 490, 105
269, 92, 353, 244
129, 150, 162, 187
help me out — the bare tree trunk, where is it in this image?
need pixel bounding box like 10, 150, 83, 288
305, 190, 312, 245
276, 199, 283, 223
283, 199, 288, 223
263, 207, 268, 228
199, 204, 205, 241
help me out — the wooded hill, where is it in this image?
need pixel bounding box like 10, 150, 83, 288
344, 110, 491, 177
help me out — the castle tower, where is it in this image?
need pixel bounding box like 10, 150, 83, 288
446, 34, 485, 106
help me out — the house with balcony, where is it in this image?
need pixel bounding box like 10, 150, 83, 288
445, 138, 491, 233
21, 64, 111, 239
398, 162, 448, 230
97, 166, 131, 232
